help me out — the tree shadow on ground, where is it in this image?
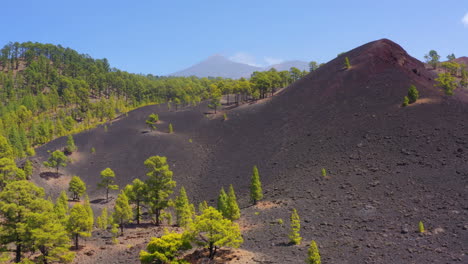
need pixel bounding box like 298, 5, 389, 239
90, 198, 109, 204
39, 171, 60, 180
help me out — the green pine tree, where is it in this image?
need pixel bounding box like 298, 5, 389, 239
250, 165, 263, 205
307, 240, 321, 264
144, 156, 176, 226
54, 191, 70, 226
407, 85, 419, 104
124, 178, 147, 225
191, 207, 243, 259
344, 57, 351, 69
68, 175, 86, 201
97, 168, 119, 202
217, 187, 228, 218
43, 150, 68, 174
198, 200, 209, 214
65, 135, 77, 154
96, 207, 109, 230
23, 159, 33, 178
227, 184, 240, 220
174, 186, 195, 227
113, 191, 133, 235
67, 203, 93, 250
289, 208, 302, 245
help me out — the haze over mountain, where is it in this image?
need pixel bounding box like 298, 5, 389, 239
170, 54, 308, 79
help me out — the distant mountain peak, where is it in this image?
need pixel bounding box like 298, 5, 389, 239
170, 55, 308, 79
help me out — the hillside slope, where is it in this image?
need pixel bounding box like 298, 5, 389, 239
33, 39, 467, 263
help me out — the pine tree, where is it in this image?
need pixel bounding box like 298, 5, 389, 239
250, 165, 263, 205
97, 168, 118, 202
29, 202, 75, 264
54, 191, 70, 226
84, 194, 94, 230
68, 175, 86, 201
191, 207, 243, 259
124, 178, 147, 225
65, 135, 77, 154
144, 156, 176, 226
217, 187, 228, 218
0, 135, 14, 160
43, 150, 68, 174
0, 181, 47, 262
227, 184, 240, 220
344, 57, 351, 69
113, 191, 133, 235
407, 85, 419, 104
96, 207, 109, 230
67, 203, 93, 250
289, 208, 302, 245
0, 157, 26, 189
198, 200, 209, 214
175, 187, 195, 227
145, 113, 159, 131
307, 240, 321, 264
23, 159, 33, 178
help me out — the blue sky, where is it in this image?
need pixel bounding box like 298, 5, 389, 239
2, 0, 467, 75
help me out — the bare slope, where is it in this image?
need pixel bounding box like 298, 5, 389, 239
33, 39, 467, 263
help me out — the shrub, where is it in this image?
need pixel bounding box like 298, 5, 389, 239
168, 123, 173, 134
407, 85, 419, 103
402, 96, 409, 107
418, 221, 425, 233
223, 113, 227, 120
321, 168, 327, 177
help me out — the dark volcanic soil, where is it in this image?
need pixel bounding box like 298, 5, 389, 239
32, 39, 467, 264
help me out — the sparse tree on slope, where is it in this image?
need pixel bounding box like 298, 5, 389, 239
146, 113, 159, 131
227, 184, 240, 221
97, 168, 118, 202
407, 85, 419, 104
190, 207, 243, 259
144, 156, 176, 226
96, 207, 109, 230
68, 175, 86, 201
289, 208, 302, 245
250, 165, 263, 205
175, 186, 195, 228
309, 61, 318, 72
217, 187, 228, 218
344, 57, 351, 69
424, 50, 440, 69
446, 53, 456, 61
43, 150, 68, 174
65, 135, 77, 154
67, 203, 93, 250
124, 178, 147, 225
113, 191, 133, 235
307, 240, 321, 264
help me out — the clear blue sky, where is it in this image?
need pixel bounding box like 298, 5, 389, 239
2, 0, 467, 75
